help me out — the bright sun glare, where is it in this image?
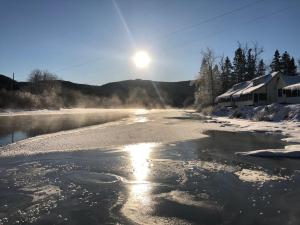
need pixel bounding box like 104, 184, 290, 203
132, 51, 151, 69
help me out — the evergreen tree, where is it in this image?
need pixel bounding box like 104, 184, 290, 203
270, 50, 297, 75
213, 65, 222, 96
245, 49, 256, 80
220, 56, 233, 92
281, 51, 291, 74
257, 59, 266, 77
233, 47, 246, 83
288, 57, 297, 75
270, 50, 281, 72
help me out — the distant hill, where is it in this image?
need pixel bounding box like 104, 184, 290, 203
60, 79, 195, 107
0, 75, 195, 108
0, 74, 19, 90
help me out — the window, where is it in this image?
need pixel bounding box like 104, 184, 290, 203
284, 89, 300, 97
254, 93, 258, 103
259, 93, 267, 101
292, 90, 298, 97
278, 89, 282, 97
247, 94, 252, 101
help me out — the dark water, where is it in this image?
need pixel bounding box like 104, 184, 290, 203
0, 112, 129, 146
1, 130, 300, 225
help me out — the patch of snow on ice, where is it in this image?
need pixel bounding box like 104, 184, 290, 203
234, 169, 285, 183
157, 190, 221, 210
236, 149, 300, 158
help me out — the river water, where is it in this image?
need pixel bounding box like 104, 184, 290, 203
0, 111, 130, 146
1, 123, 300, 225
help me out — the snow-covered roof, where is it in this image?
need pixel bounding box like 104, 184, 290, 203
217, 81, 250, 99
283, 83, 300, 90
231, 82, 253, 98
239, 83, 265, 95
253, 72, 278, 85
281, 75, 300, 86
217, 72, 279, 100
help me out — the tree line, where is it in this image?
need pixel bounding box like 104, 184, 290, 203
194, 43, 299, 108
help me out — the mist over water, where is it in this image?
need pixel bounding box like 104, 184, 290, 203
0, 110, 130, 146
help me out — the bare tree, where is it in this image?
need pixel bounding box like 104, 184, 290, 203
194, 48, 221, 108
252, 41, 264, 64
28, 69, 58, 94
28, 69, 43, 83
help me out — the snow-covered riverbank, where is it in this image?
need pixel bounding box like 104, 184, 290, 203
212, 103, 300, 121
211, 113, 300, 158
207, 104, 300, 157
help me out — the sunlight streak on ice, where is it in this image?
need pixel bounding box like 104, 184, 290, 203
121, 143, 159, 223
134, 108, 148, 116
123, 142, 157, 182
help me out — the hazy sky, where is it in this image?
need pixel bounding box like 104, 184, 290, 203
0, 0, 299, 85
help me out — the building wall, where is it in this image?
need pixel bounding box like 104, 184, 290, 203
252, 87, 267, 106
278, 95, 286, 104
234, 99, 253, 107
218, 101, 232, 107
286, 97, 300, 104
255, 73, 285, 105
277, 75, 287, 103
265, 75, 279, 103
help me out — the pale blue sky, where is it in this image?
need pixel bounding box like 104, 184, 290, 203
0, 0, 299, 85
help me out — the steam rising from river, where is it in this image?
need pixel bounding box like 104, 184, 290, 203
1, 85, 171, 109
0, 109, 138, 146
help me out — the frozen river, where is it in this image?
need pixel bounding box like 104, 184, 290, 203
1, 109, 300, 225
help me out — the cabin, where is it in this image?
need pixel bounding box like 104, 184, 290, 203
216, 72, 300, 107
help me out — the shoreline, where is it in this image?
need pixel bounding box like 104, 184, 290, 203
1, 109, 300, 157
0, 108, 141, 117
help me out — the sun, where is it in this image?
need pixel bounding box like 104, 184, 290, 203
132, 51, 151, 69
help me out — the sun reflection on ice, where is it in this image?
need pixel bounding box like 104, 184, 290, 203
134, 109, 148, 115
122, 143, 159, 222
133, 116, 149, 123
131, 109, 149, 123
124, 143, 156, 182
